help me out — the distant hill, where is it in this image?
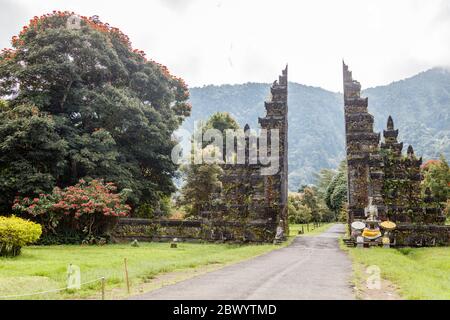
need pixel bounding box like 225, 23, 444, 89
184, 68, 450, 190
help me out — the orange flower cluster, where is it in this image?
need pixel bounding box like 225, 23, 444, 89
13, 179, 131, 218
4, 10, 189, 95
10, 11, 134, 49
0, 48, 16, 61
149, 59, 189, 93
133, 48, 147, 60
421, 159, 442, 170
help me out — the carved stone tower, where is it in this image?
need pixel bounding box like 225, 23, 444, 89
213, 66, 289, 241
258, 66, 289, 232
343, 62, 384, 222
380, 116, 424, 222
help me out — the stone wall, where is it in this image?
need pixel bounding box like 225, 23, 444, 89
112, 218, 277, 243
394, 224, 450, 246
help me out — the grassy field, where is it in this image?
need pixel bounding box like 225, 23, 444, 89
289, 223, 334, 237
0, 241, 286, 300
345, 246, 450, 300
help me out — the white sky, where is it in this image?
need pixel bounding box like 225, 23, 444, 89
1, 0, 450, 92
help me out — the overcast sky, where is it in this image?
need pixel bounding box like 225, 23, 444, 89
1, 0, 450, 92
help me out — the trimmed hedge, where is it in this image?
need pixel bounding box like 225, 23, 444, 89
0, 216, 42, 257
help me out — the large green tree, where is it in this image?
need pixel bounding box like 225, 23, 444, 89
179, 112, 239, 217
421, 155, 450, 205
325, 161, 348, 218
288, 193, 312, 224
0, 12, 190, 212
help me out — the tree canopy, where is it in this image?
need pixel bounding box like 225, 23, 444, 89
324, 161, 348, 215
0, 12, 190, 212
179, 112, 240, 218
421, 155, 450, 205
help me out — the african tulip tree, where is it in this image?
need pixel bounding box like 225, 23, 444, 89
0, 12, 191, 213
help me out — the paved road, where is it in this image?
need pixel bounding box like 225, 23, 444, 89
132, 224, 354, 300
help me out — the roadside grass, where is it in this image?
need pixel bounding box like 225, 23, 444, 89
289, 223, 334, 237
342, 244, 450, 300
0, 241, 286, 300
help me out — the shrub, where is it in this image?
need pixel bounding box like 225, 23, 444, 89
13, 179, 131, 243
0, 216, 42, 257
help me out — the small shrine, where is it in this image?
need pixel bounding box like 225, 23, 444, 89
351, 197, 397, 248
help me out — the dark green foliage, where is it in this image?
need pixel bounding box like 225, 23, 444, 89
325, 161, 348, 215
201, 111, 240, 151
179, 164, 223, 217
422, 155, 450, 205
134, 196, 172, 219
179, 112, 239, 218
288, 186, 334, 224
301, 188, 317, 221
0, 13, 190, 213
288, 194, 312, 224
0, 104, 67, 210
314, 169, 336, 199
204, 112, 240, 133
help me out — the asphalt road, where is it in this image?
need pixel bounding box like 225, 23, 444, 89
132, 224, 355, 300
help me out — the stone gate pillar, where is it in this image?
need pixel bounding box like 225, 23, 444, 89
259, 66, 289, 234
343, 62, 384, 223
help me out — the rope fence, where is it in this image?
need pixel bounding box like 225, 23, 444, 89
0, 277, 106, 300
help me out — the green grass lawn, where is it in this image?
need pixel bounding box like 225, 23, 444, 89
346, 246, 450, 300
289, 223, 334, 237
0, 241, 284, 300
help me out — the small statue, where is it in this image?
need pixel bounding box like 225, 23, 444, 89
273, 220, 285, 244
362, 198, 382, 243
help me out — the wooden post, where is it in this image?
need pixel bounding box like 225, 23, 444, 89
101, 277, 105, 300
124, 258, 130, 294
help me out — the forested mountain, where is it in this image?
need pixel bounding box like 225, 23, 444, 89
185, 68, 450, 190
366, 68, 450, 161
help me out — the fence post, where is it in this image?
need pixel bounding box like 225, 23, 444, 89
101, 277, 105, 300
124, 258, 130, 294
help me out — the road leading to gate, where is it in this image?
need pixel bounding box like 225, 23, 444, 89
132, 224, 354, 300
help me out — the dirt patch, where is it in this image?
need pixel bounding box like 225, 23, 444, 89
353, 263, 402, 300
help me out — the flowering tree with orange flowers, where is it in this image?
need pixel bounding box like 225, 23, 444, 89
13, 179, 131, 242
0, 12, 191, 215
421, 155, 450, 216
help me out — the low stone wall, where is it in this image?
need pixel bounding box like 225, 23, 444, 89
393, 224, 450, 247
112, 218, 277, 243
